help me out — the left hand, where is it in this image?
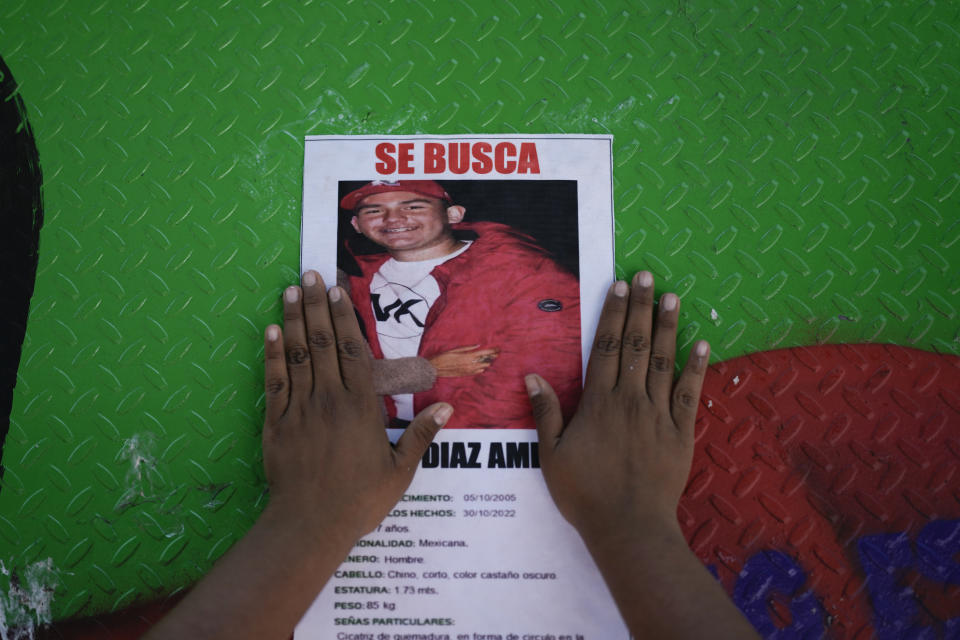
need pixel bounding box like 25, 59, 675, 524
525, 273, 708, 545
261, 270, 453, 544
524, 272, 757, 640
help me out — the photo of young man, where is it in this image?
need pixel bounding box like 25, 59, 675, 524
338, 179, 581, 429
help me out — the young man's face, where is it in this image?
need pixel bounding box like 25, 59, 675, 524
350, 191, 465, 260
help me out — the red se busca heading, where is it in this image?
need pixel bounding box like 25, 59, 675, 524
375, 142, 541, 175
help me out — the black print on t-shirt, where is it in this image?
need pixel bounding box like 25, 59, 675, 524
371, 294, 425, 328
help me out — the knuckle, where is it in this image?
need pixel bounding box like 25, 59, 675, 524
631, 294, 654, 308
302, 289, 325, 305
285, 345, 309, 366
623, 331, 649, 354
674, 388, 699, 409
531, 397, 554, 421
337, 337, 365, 360
265, 376, 287, 395
649, 352, 673, 373
262, 422, 282, 447
405, 425, 432, 451
531, 403, 551, 421
308, 329, 335, 350
656, 313, 678, 328
265, 349, 286, 362
330, 301, 352, 319
283, 308, 302, 322
593, 332, 621, 355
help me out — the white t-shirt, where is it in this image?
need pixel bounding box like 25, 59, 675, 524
370, 242, 472, 420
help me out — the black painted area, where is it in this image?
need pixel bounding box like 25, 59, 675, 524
0, 55, 44, 484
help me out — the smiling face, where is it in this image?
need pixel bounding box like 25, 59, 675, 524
350, 190, 465, 261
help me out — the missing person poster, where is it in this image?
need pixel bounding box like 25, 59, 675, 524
298, 135, 623, 638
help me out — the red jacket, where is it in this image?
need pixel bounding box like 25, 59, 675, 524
348, 221, 582, 428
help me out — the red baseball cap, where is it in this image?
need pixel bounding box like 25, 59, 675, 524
339, 180, 452, 211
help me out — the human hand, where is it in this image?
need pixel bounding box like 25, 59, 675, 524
429, 344, 500, 377
525, 271, 710, 547
261, 270, 453, 545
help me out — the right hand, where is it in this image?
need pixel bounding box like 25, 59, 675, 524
525, 271, 710, 546
429, 344, 500, 377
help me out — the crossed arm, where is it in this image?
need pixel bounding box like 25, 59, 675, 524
338, 266, 498, 396
145, 270, 757, 640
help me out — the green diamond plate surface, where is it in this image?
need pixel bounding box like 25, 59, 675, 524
0, 0, 958, 622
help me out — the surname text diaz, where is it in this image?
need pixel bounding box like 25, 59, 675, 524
421, 441, 540, 469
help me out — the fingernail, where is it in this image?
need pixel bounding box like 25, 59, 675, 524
285, 287, 299, 303
328, 286, 342, 302
637, 271, 653, 287
524, 374, 542, 396
302, 270, 317, 287
613, 280, 628, 297
696, 340, 709, 356
434, 404, 453, 426
661, 293, 677, 311
266, 325, 280, 341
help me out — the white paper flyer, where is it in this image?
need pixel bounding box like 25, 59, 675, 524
297, 135, 623, 638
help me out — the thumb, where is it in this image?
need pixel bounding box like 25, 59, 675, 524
525, 374, 563, 447
394, 403, 453, 471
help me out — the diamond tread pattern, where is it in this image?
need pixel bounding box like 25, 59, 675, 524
0, 0, 957, 624
688, 344, 960, 637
